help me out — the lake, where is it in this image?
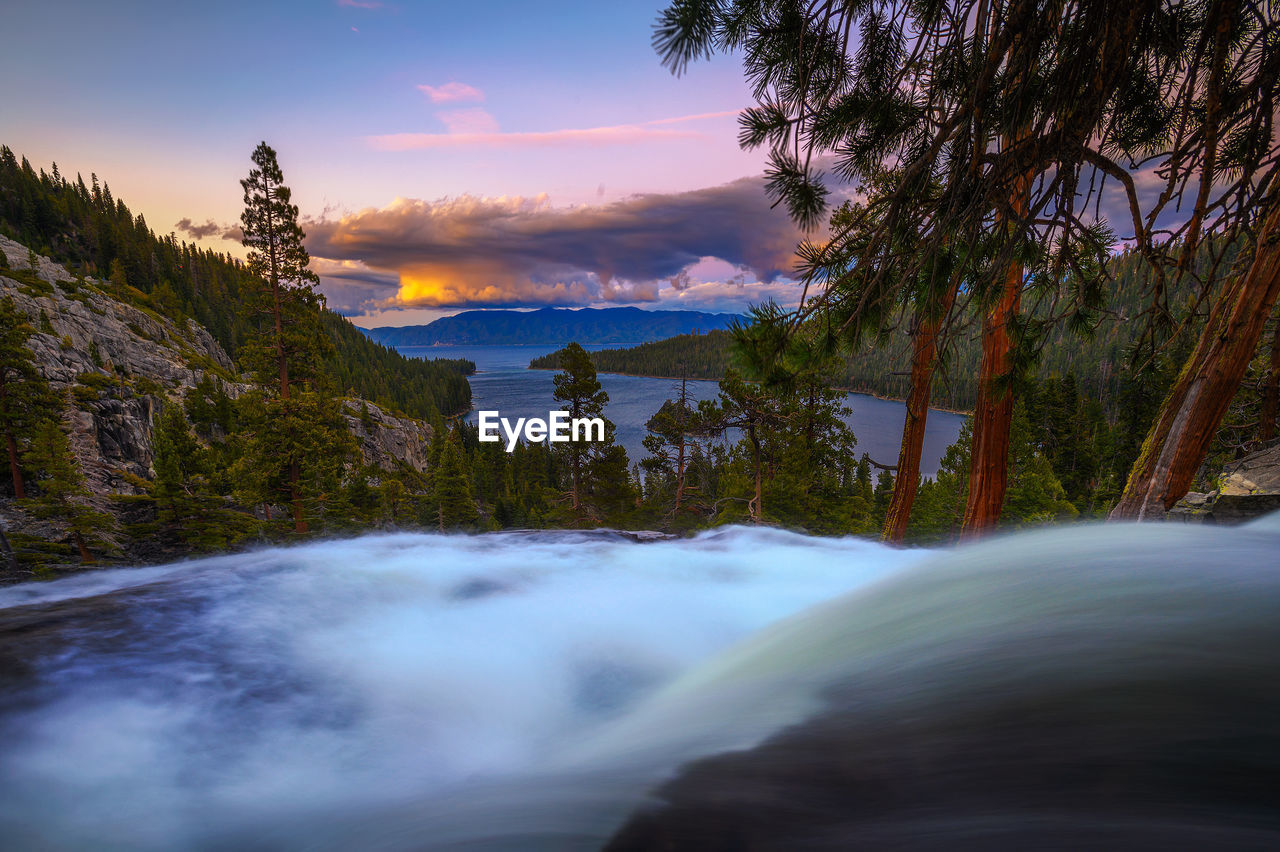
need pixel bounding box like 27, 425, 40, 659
398, 344, 966, 478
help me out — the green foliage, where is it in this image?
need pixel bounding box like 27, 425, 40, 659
550, 342, 634, 523
230, 389, 358, 530
432, 431, 478, 530
541, 252, 1211, 413
151, 403, 259, 550
21, 418, 117, 562
0, 297, 57, 498
0, 144, 470, 420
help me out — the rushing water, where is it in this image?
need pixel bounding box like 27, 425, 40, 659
401, 344, 966, 477
1, 518, 1278, 849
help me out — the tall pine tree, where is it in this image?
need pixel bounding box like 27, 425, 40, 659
237, 142, 351, 533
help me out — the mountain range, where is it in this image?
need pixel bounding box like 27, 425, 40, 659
360, 307, 741, 347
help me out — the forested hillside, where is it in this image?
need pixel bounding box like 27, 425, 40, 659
364, 306, 741, 347
533, 252, 1208, 414
0, 146, 471, 420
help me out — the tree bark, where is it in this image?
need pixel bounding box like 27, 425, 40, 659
883, 284, 957, 542
73, 530, 93, 565
961, 158, 1031, 538
748, 423, 763, 523
962, 264, 1021, 536
1112, 201, 1280, 519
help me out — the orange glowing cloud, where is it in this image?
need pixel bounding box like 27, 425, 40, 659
304, 175, 812, 312
388, 263, 596, 308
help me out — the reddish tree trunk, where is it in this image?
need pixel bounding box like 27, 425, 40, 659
962, 256, 1024, 537
961, 155, 1031, 538
1112, 202, 1280, 519
73, 530, 93, 565
1260, 312, 1280, 443
883, 285, 957, 542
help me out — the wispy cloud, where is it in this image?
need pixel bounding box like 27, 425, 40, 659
417, 82, 485, 104
438, 107, 499, 135
338, 0, 383, 9
304, 174, 806, 313
368, 110, 740, 151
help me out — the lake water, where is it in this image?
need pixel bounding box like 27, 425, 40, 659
399, 344, 966, 478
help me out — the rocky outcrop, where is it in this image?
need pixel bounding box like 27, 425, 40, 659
1, 238, 435, 499
1169, 440, 1280, 523
342, 399, 433, 474
1, 237, 243, 494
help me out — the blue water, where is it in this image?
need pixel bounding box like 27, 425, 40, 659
400, 344, 966, 478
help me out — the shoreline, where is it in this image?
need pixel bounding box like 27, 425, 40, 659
525, 365, 972, 416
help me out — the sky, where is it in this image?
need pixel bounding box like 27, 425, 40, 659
1, 0, 819, 326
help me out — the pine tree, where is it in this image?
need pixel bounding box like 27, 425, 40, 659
0, 297, 55, 499
641, 375, 703, 521
22, 417, 114, 564
237, 142, 342, 533
552, 342, 609, 513
433, 432, 477, 530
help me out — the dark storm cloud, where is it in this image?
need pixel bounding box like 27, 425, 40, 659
302, 176, 808, 309
174, 218, 239, 241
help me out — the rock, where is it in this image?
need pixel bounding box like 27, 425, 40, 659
1169, 441, 1280, 523
342, 399, 434, 474
2, 240, 437, 498
1210, 441, 1280, 521
1167, 491, 1213, 523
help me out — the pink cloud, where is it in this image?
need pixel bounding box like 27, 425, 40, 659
439, 108, 500, 135
417, 82, 485, 104
368, 110, 740, 151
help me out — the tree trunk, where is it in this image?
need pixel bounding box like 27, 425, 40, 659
961, 161, 1030, 538
674, 375, 688, 511
961, 258, 1023, 537
1260, 311, 1280, 443
748, 424, 763, 523
5, 431, 23, 500
675, 433, 686, 512
1112, 201, 1280, 520
273, 277, 290, 402
883, 285, 957, 542
73, 530, 93, 565
0, 526, 16, 573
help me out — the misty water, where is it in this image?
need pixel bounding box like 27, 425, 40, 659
2, 518, 1278, 849
401, 344, 966, 477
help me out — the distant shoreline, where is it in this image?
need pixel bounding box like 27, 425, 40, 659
526, 364, 972, 416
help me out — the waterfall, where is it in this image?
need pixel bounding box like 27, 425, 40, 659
1, 519, 1277, 849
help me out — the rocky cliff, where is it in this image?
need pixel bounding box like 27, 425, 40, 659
1, 238, 435, 573
1, 237, 434, 486
1, 235, 241, 495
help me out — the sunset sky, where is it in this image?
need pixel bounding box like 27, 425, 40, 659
1, 0, 821, 326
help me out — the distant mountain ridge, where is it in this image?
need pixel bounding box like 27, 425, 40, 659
361, 307, 742, 346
